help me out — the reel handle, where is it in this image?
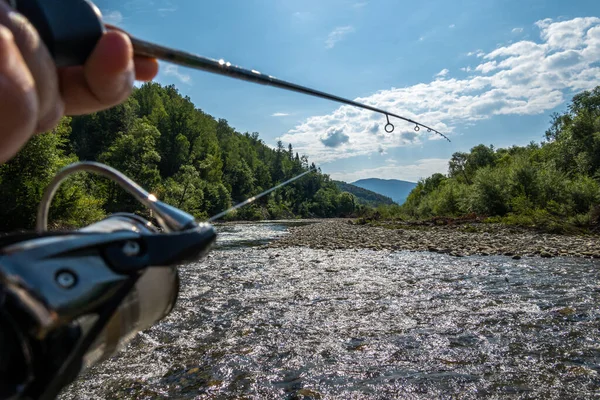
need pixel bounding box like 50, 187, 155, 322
12, 0, 104, 67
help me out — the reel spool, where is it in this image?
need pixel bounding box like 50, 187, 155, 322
0, 162, 216, 400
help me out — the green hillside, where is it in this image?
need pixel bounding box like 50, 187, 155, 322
0, 83, 360, 231
335, 181, 396, 207
352, 178, 417, 205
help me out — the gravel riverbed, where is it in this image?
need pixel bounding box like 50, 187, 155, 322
268, 220, 600, 259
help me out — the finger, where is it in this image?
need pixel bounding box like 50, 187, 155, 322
104, 24, 158, 82
0, 3, 63, 133
0, 25, 37, 163
60, 30, 134, 115
134, 56, 159, 81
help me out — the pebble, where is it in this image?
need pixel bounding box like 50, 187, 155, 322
268, 220, 600, 259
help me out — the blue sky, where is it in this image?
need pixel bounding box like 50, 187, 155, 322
96, 0, 600, 183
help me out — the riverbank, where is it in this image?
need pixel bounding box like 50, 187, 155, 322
268, 219, 600, 258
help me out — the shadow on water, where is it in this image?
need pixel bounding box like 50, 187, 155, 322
61, 222, 600, 399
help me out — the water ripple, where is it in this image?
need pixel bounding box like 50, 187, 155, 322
61, 244, 600, 399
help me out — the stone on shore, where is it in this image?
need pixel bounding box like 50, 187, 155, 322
267, 220, 600, 259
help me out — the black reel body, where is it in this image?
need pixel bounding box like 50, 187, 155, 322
0, 163, 217, 400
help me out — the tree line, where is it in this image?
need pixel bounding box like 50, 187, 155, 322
397, 87, 600, 232
334, 181, 396, 207
0, 83, 358, 232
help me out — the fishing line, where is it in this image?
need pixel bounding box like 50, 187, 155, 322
207, 169, 315, 222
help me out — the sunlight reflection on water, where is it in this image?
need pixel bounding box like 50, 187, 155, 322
61, 223, 600, 399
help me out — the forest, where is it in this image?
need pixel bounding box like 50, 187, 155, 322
393, 86, 600, 232
0, 83, 357, 232
3, 83, 598, 234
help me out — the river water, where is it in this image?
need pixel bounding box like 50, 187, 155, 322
61, 222, 600, 399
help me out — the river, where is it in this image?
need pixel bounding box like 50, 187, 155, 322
61, 222, 600, 399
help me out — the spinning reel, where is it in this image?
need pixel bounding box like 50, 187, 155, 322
0, 162, 216, 400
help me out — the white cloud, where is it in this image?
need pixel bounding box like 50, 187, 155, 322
474, 60, 498, 74
321, 127, 350, 147
103, 10, 123, 25
435, 68, 450, 77
512, 27, 524, 33
353, 2, 368, 8
272, 112, 290, 117
330, 158, 449, 183
460, 66, 472, 72
449, 24, 456, 28
536, 17, 599, 49
164, 65, 192, 85
467, 49, 485, 57
325, 26, 355, 49
282, 16, 600, 164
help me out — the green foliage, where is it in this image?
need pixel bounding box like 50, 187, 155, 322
375, 204, 404, 220
160, 165, 207, 220
431, 182, 469, 216
71, 97, 140, 160
0, 118, 105, 230
448, 145, 496, 184
333, 181, 395, 207
399, 86, 600, 232
202, 182, 231, 217
0, 83, 351, 231
99, 119, 162, 213
468, 167, 510, 216
566, 175, 600, 214
337, 192, 357, 216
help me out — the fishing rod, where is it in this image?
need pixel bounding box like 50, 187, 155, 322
0, 2, 452, 399
208, 168, 315, 223
126, 31, 449, 140
0, 162, 217, 400
0, 158, 314, 400
0, 158, 312, 400
9, 0, 450, 141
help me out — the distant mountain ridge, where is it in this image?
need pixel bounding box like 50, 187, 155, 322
351, 178, 417, 205
334, 181, 396, 207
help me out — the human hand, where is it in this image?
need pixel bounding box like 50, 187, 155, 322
0, 2, 159, 163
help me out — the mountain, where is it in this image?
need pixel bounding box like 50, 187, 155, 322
351, 178, 417, 205
334, 181, 396, 207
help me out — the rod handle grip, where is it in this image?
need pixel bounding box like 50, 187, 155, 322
13, 0, 105, 67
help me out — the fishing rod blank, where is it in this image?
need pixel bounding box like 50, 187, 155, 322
208, 169, 315, 222
126, 33, 450, 141
11, 0, 450, 142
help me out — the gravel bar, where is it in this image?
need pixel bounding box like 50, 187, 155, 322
268, 220, 600, 258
